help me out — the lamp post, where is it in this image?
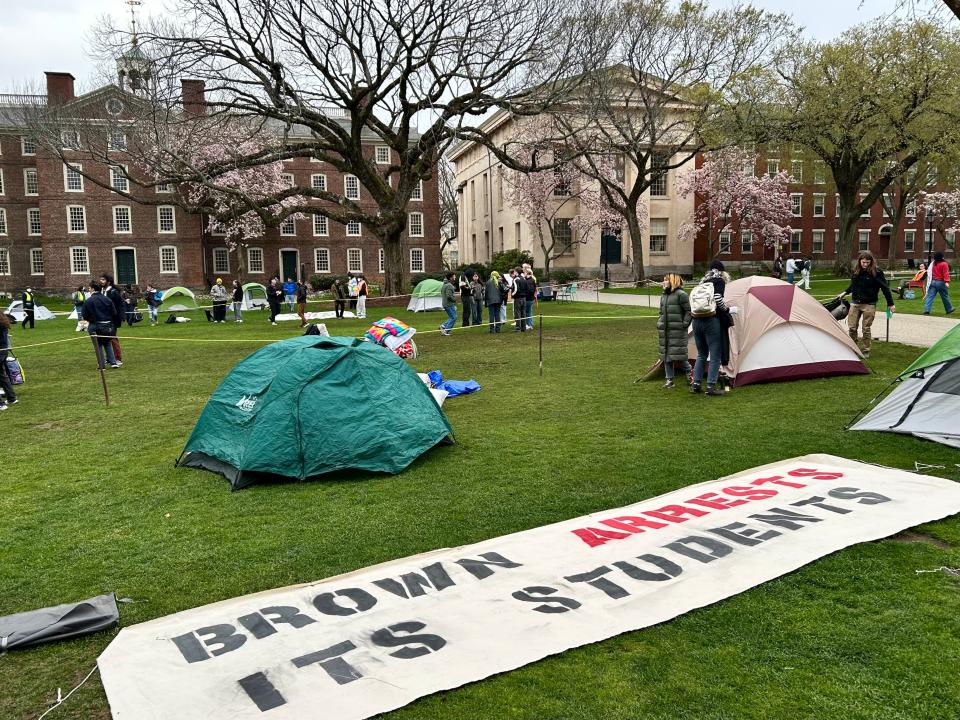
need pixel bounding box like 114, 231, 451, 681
926, 205, 935, 267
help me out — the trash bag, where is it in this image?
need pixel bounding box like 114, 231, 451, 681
426, 370, 480, 397
0, 593, 119, 651
6, 356, 24, 385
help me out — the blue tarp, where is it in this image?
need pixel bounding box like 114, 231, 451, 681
427, 370, 480, 397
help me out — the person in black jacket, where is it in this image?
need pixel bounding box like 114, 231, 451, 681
0, 312, 17, 408
510, 267, 527, 332
296, 281, 309, 327
837, 251, 895, 358
83, 282, 120, 368
267, 277, 284, 325
690, 260, 730, 396
100, 275, 124, 365
231, 280, 244, 322
20, 288, 35, 329
331, 278, 346, 318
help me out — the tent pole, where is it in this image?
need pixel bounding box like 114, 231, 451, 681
538, 311, 543, 377
91, 334, 110, 407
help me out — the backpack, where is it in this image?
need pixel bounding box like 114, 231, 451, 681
689, 281, 717, 317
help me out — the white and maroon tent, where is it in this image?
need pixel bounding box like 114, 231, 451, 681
689, 276, 868, 386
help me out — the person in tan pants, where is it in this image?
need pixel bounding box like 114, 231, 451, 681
837, 251, 895, 358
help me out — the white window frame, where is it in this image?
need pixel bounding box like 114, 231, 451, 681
408, 211, 424, 237
813, 194, 825, 218
280, 216, 296, 236
314, 247, 330, 273
66, 205, 87, 234
347, 247, 363, 273
69, 246, 89, 275
859, 194, 871, 218
311, 174, 327, 191
0, 209, 6, 236
906, 199, 917, 218
247, 247, 264, 274
410, 247, 425, 273
157, 205, 177, 233
410, 179, 423, 201
281, 172, 295, 188
814, 162, 826, 184
836, 194, 841, 218
375, 146, 391, 164
24, 168, 38, 196
649, 218, 669, 254
30, 247, 44, 275
156, 180, 172, 194
113, 205, 132, 234
904, 229, 916, 253
159, 245, 179, 274
812, 230, 825, 254
791, 229, 802, 254
313, 214, 329, 237
346, 220, 361, 237
718, 231, 731, 255
379, 247, 385, 274
740, 230, 753, 254
344, 174, 360, 200
790, 193, 802, 217
859, 229, 870, 251
0, 247, 9, 276
213, 247, 230, 274
791, 160, 803, 182
27, 208, 41, 236
110, 164, 129, 193
64, 163, 84, 192
766, 159, 779, 178
0, 168, 4, 195
21, 136, 37, 155
108, 130, 127, 151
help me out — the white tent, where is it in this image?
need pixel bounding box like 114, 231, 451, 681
851, 325, 960, 448
5, 300, 56, 321
241, 282, 268, 311
407, 279, 444, 312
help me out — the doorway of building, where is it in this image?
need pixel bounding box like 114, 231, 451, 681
280, 249, 299, 282
114, 248, 137, 285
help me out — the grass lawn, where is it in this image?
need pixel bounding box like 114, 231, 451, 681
2, 299, 960, 720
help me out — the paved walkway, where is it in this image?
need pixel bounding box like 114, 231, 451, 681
575, 289, 958, 348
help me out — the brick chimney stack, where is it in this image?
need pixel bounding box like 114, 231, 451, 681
45, 72, 76, 105
181, 79, 206, 115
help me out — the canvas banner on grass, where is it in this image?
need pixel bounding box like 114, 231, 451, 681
98, 455, 960, 720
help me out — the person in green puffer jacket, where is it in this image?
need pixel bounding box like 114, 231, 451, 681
657, 273, 692, 389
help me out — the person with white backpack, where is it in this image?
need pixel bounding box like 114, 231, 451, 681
689, 260, 730, 396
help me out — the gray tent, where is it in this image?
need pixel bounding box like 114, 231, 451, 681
0, 593, 119, 651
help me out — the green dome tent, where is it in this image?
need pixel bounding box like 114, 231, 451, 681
407, 278, 444, 312
158, 286, 198, 312
241, 282, 268, 310
177, 336, 453, 489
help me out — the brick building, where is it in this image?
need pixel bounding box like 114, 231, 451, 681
693, 143, 957, 268
0, 65, 441, 293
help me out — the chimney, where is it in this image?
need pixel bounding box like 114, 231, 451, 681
181, 79, 206, 115
45, 72, 76, 105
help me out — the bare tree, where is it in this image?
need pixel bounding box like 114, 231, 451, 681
24, 0, 600, 295
437, 157, 458, 266
551, 0, 794, 283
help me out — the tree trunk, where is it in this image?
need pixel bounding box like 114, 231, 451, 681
626, 206, 645, 284
381, 228, 406, 297
887, 212, 902, 271
834, 203, 860, 276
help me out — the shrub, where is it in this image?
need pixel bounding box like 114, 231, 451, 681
490, 249, 534, 274
309, 275, 350, 292
549, 269, 580, 284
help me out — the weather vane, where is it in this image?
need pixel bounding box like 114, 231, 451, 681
126, 0, 142, 44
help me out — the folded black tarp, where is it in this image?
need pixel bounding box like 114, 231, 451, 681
0, 593, 119, 651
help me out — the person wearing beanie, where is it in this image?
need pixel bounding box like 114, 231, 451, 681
210, 277, 230, 323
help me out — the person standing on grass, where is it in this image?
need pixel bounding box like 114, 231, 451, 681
332, 278, 346, 318
837, 251, 895, 359
486, 271, 504, 333
210, 278, 229, 323
355, 274, 368, 319
231, 280, 244, 323
657, 273, 692, 389
523, 266, 538, 330
772, 256, 784, 279
143, 283, 161, 326
267, 278, 283, 325
498, 270, 512, 325
82, 282, 119, 369
20, 288, 35, 330
122, 284, 139, 326
101, 275, 124, 366
798, 256, 812, 290
0, 312, 17, 409
347, 273, 358, 312
296, 280, 309, 327
439, 272, 457, 336
283, 277, 297, 312
923, 252, 954, 316
459, 269, 474, 327
511, 267, 527, 332
470, 271, 485, 325
72, 284, 87, 331
690, 260, 730, 396
785, 256, 797, 284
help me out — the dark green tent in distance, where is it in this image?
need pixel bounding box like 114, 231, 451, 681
177, 336, 453, 489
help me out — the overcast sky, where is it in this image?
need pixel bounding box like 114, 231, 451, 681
0, 0, 915, 92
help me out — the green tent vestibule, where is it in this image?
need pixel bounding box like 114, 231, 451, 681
177, 336, 454, 489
